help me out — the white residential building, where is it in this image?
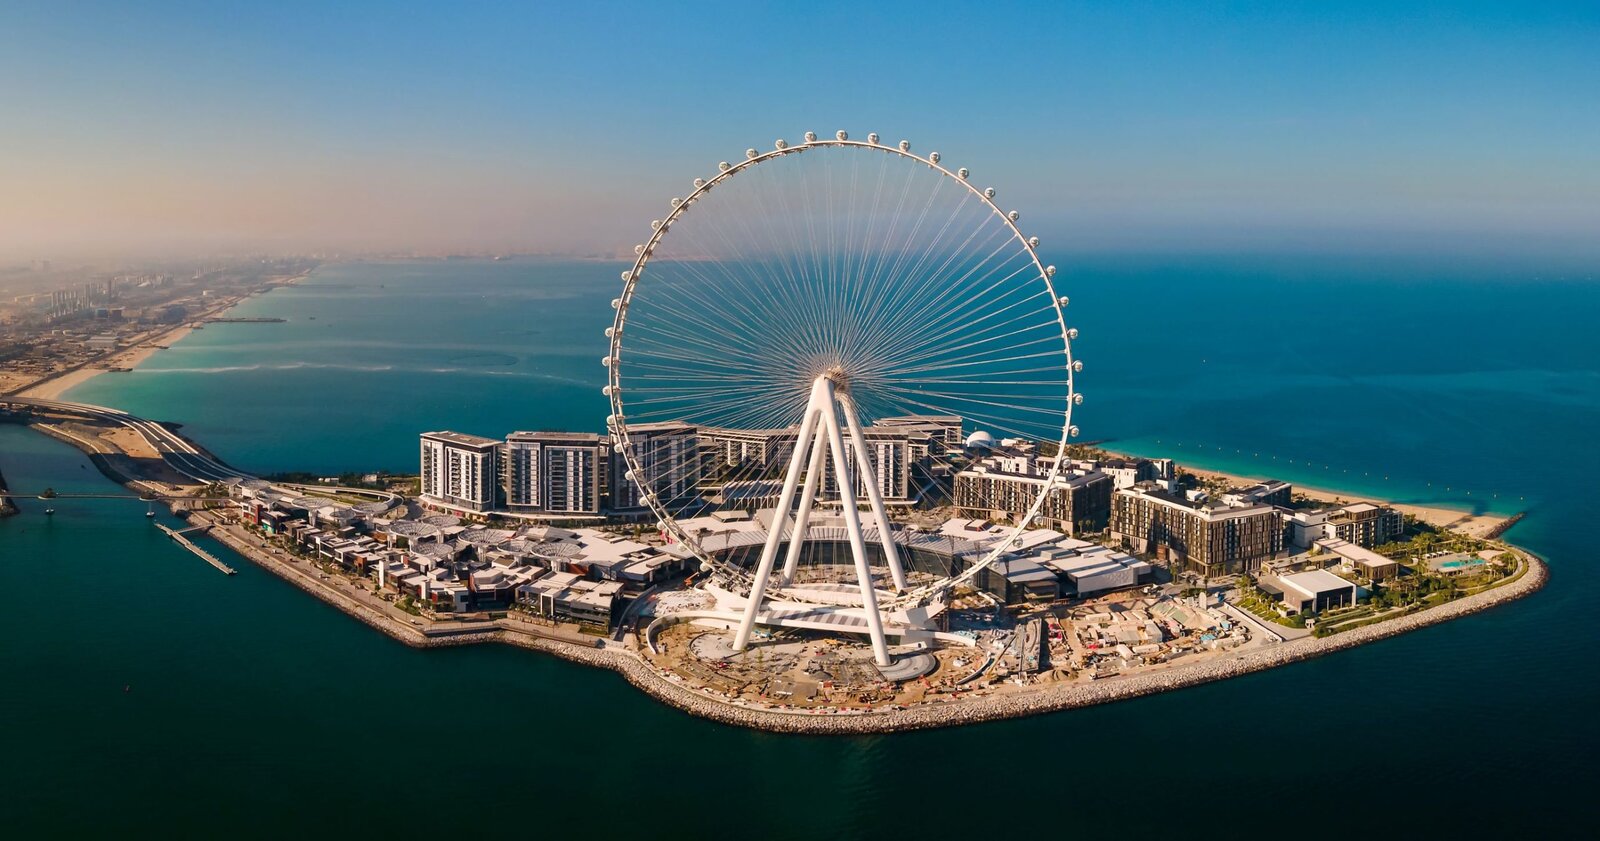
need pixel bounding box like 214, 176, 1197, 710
503, 431, 606, 516
822, 428, 913, 502
420, 431, 500, 512
610, 421, 700, 511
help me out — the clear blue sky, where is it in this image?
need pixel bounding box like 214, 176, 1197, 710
1, 0, 1595, 262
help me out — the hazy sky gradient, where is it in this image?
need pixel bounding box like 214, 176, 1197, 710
2, 1, 1596, 261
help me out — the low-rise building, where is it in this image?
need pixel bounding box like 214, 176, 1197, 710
937, 519, 1150, 600
1326, 502, 1404, 548
1274, 569, 1358, 614
1315, 537, 1400, 582
1110, 483, 1284, 577
1088, 457, 1175, 490
955, 442, 1113, 534
1281, 508, 1329, 549
1222, 480, 1292, 508
517, 574, 624, 625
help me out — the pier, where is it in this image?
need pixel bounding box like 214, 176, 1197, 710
155, 522, 236, 575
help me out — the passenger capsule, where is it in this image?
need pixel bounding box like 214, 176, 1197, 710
719, 161, 731, 171
867, 133, 880, 144
1058, 295, 1070, 307
804, 131, 817, 143
613, 442, 625, 453
775, 139, 788, 149
604, 327, 615, 338
693, 178, 706, 189
620, 271, 631, 281
1073, 393, 1084, 405
601, 356, 613, 367
602, 385, 613, 396
1028, 237, 1039, 248
1067, 327, 1079, 340
650, 219, 661, 229
634, 244, 644, 255
1069, 425, 1081, 438
746, 148, 758, 159
898, 140, 911, 151
610, 298, 621, 309
930, 152, 941, 163
1008, 210, 1019, 222
983, 187, 996, 200
1046, 265, 1057, 276
670, 197, 681, 208
1072, 360, 1084, 373
958, 168, 969, 180
836, 130, 848, 141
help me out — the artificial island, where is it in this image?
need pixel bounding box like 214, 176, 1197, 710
0, 133, 1546, 734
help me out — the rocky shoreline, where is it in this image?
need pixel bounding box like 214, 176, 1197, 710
541, 553, 1548, 735
12, 415, 1549, 736
205, 502, 1547, 734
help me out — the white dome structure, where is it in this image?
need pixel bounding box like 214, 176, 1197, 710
965, 430, 996, 450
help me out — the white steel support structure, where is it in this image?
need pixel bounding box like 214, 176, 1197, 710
731, 375, 906, 666
839, 391, 909, 591
779, 425, 829, 585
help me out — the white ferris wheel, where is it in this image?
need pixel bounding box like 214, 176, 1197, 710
604, 131, 1080, 665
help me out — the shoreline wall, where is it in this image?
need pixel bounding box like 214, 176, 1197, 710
203, 495, 1549, 735
10, 421, 1552, 736
512, 553, 1549, 735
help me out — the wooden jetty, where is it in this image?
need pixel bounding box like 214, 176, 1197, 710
155, 522, 236, 575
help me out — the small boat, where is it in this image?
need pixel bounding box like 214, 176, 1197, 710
44, 508, 55, 516
146, 510, 156, 518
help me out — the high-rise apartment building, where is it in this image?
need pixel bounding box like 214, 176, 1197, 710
609, 421, 700, 511
419, 431, 501, 512
502, 432, 606, 516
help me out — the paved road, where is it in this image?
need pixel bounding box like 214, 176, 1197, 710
1, 395, 251, 483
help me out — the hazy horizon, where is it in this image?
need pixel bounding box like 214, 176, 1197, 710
2, 1, 1596, 265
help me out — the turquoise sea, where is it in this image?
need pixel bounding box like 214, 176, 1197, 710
5, 256, 1598, 837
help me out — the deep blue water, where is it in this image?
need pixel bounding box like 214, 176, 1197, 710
3, 255, 1595, 837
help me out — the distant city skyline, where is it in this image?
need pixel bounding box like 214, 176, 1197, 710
1, 0, 1596, 263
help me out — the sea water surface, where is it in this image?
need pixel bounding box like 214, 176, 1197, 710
5, 256, 1598, 837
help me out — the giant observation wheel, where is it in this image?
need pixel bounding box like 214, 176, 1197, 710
604, 131, 1080, 662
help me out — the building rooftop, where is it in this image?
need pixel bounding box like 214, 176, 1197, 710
421, 430, 501, 448
1279, 569, 1357, 597
1316, 537, 1398, 569
505, 430, 603, 443
1118, 483, 1277, 520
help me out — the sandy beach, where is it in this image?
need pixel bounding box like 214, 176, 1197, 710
11, 269, 312, 402
17, 323, 197, 401
1169, 461, 1512, 539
